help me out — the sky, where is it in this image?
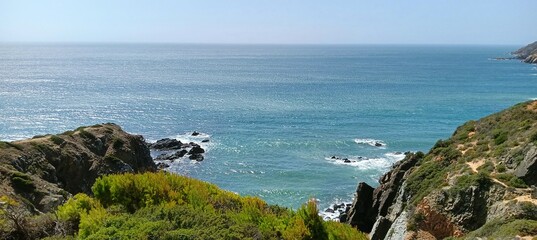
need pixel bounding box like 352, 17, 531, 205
1, 0, 536, 45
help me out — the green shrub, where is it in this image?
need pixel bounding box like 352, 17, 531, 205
477, 161, 494, 174
49, 135, 65, 145
0, 142, 23, 151
10, 172, 35, 192
495, 173, 528, 188
529, 130, 537, 142
449, 172, 491, 195
78, 129, 96, 140
496, 163, 507, 173
405, 158, 451, 205
492, 129, 508, 145
57, 172, 368, 240
465, 219, 537, 239
112, 138, 124, 149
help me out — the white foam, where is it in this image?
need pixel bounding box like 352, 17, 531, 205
325, 156, 390, 170
354, 138, 386, 148
325, 152, 406, 171
318, 201, 353, 222
174, 132, 214, 152
385, 152, 406, 162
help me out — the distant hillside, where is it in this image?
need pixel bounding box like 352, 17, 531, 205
513, 41, 537, 64
346, 100, 537, 239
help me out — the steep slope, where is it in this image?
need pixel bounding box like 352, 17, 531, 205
0, 123, 156, 213
346, 100, 537, 239
513, 41, 537, 64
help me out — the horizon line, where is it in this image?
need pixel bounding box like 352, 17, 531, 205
0, 41, 524, 46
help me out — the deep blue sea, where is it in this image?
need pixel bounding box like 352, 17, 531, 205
1, 44, 536, 214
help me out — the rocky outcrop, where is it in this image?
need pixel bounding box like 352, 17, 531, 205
149, 138, 183, 150
346, 182, 375, 232
149, 138, 207, 164
512, 41, 537, 64
345, 152, 421, 239
515, 146, 537, 185
345, 100, 537, 239
0, 123, 156, 212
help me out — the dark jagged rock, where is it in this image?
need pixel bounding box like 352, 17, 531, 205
189, 153, 204, 161
154, 149, 188, 161
188, 146, 205, 155
191, 131, 200, 136
346, 152, 422, 237
346, 182, 375, 232
149, 138, 182, 150
369, 217, 392, 240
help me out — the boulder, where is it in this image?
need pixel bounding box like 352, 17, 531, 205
192, 131, 200, 136
189, 146, 205, 155
150, 138, 182, 150
189, 153, 204, 161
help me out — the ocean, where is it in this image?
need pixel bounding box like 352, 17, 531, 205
1, 44, 535, 214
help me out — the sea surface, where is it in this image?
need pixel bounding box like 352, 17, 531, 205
1, 44, 536, 213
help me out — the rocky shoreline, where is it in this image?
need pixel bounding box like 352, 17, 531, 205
342, 100, 537, 239
512, 41, 537, 64
148, 131, 210, 170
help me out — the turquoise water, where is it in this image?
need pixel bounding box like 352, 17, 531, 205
1, 44, 536, 211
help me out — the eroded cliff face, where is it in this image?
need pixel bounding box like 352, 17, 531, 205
513, 41, 537, 64
0, 123, 156, 212
346, 100, 537, 239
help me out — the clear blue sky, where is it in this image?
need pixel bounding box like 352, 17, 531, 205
1, 0, 535, 44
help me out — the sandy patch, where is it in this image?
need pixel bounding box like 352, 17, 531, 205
467, 159, 485, 173
526, 100, 537, 112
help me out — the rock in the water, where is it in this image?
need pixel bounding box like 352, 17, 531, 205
154, 149, 188, 161
189, 153, 204, 161
156, 162, 170, 169
325, 208, 335, 213
201, 139, 210, 143
176, 149, 188, 158
192, 131, 200, 136
189, 146, 205, 155
150, 138, 182, 150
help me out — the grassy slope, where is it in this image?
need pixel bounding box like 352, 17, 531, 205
403, 100, 537, 238
52, 172, 367, 240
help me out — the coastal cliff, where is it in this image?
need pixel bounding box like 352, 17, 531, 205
346, 100, 537, 239
0, 123, 156, 213
0, 124, 367, 239
513, 41, 537, 64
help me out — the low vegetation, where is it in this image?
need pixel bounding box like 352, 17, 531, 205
2, 172, 367, 239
